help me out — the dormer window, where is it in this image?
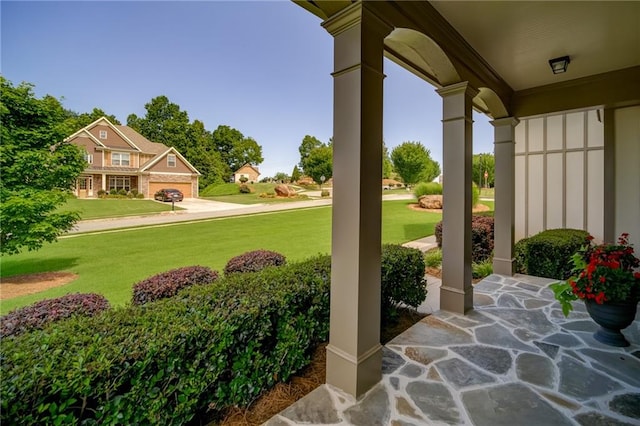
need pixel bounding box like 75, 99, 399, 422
99, 130, 107, 139
167, 154, 177, 167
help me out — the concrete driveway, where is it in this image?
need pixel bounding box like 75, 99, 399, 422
171, 198, 247, 212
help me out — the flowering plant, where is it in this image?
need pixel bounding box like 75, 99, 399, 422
550, 233, 640, 316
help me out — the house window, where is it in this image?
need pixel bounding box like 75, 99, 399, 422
167, 154, 176, 167
99, 130, 107, 139
108, 176, 130, 192
83, 151, 93, 164
111, 152, 130, 166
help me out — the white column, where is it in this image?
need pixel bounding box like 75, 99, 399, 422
492, 117, 519, 275
322, 3, 391, 398
437, 82, 478, 314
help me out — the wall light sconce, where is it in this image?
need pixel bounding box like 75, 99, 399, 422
549, 55, 570, 74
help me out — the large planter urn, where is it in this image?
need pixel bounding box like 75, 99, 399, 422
584, 299, 639, 347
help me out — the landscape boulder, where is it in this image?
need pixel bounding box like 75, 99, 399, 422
418, 195, 443, 209
274, 184, 296, 197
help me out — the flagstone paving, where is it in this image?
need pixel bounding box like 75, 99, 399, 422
266, 274, 640, 425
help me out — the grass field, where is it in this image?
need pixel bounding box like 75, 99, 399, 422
58, 198, 184, 219
1, 200, 442, 314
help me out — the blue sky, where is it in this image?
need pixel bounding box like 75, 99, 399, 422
1, 0, 494, 178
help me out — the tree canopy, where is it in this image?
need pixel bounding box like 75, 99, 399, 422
298, 135, 323, 169
382, 141, 393, 179
0, 77, 86, 255
127, 96, 263, 187
390, 141, 440, 185
298, 135, 332, 184
303, 145, 333, 185
472, 153, 495, 188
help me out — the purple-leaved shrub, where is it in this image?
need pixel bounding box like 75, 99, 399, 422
132, 266, 219, 305
1, 293, 110, 338
224, 250, 287, 275
435, 215, 495, 263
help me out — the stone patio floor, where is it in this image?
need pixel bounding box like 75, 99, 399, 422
266, 274, 640, 425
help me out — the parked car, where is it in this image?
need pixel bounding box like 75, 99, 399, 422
154, 188, 184, 202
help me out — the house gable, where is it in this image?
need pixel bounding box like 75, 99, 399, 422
234, 164, 260, 182
141, 148, 200, 175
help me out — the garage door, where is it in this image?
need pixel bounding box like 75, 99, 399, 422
149, 182, 193, 198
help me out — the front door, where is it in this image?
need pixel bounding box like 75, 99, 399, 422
77, 177, 93, 198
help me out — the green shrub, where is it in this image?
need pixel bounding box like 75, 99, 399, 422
424, 248, 442, 268
239, 176, 248, 183
97, 189, 107, 198
136, 193, 145, 199
414, 182, 442, 198
1, 257, 332, 425
239, 184, 252, 194
472, 259, 493, 279
514, 228, 590, 279
381, 244, 427, 322
0, 247, 425, 424
472, 182, 480, 207
320, 189, 330, 197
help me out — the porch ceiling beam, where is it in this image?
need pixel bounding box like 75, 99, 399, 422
292, 0, 355, 21
512, 66, 640, 118
369, 1, 514, 109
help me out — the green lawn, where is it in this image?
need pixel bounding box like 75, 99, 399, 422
201, 182, 310, 205
58, 198, 184, 220
479, 187, 495, 199
1, 200, 441, 314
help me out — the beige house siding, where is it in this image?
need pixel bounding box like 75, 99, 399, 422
514, 107, 605, 242
148, 155, 192, 173
89, 125, 131, 149
613, 106, 640, 249
234, 164, 260, 183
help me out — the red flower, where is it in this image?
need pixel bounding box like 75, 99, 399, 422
595, 292, 606, 304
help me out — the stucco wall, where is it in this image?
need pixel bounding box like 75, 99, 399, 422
514, 107, 605, 241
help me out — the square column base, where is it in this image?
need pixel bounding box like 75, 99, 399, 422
493, 257, 515, 276
440, 284, 473, 314
326, 343, 382, 399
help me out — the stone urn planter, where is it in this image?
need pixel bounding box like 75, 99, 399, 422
550, 233, 640, 348
584, 299, 638, 347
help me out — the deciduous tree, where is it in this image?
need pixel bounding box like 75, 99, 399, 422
0, 77, 86, 255
303, 145, 333, 185
298, 135, 323, 169
390, 141, 440, 186
291, 165, 301, 183
472, 153, 495, 188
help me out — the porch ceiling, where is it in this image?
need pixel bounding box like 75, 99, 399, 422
295, 0, 640, 115
430, 1, 640, 92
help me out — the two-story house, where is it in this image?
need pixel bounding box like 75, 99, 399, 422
66, 117, 200, 199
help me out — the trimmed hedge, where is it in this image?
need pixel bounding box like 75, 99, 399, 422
0, 245, 425, 425
381, 244, 427, 322
435, 215, 495, 263
1, 257, 331, 425
514, 228, 590, 279
0, 293, 110, 338
132, 265, 219, 305
224, 249, 286, 275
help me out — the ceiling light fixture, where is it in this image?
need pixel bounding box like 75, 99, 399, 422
549, 55, 570, 74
